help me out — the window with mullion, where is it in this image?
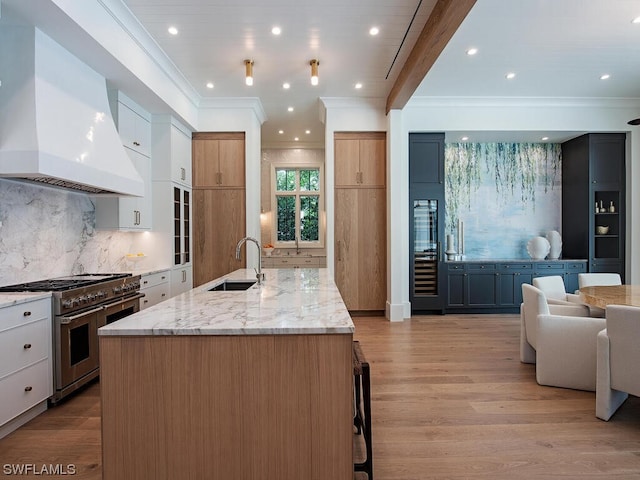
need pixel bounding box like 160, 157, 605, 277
274, 167, 321, 245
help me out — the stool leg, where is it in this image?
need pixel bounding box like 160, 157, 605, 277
362, 363, 373, 479
354, 374, 363, 434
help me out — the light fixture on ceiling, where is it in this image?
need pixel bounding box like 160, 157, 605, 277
244, 60, 254, 86
505, 72, 516, 80
466, 47, 478, 56
206, 82, 214, 89
283, 82, 290, 89
541, 136, 549, 141
310, 59, 319, 86
168, 26, 178, 35
632, 16, 640, 24
355, 82, 363, 89
369, 26, 379, 36
600, 74, 610, 80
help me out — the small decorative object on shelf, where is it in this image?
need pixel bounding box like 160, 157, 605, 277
596, 225, 609, 235
599, 200, 604, 212
609, 201, 616, 213
595, 202, 599, 213
527, 236, 551, 260
546, 230, 562, 259
263, 243, 275, 256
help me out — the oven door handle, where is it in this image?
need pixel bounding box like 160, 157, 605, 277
59, 305, 107, 324
101, 293, 145, 310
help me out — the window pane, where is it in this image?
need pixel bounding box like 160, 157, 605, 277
276, 169, 296, 191
276, 196, 296, 241
300, 169, 319, 191
300, 196, 319, 241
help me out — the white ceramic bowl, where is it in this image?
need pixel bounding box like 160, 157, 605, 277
596, 226, 609, 235
263, 247, 275, 256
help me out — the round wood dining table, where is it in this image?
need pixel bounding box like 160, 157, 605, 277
579, 285, 640, 310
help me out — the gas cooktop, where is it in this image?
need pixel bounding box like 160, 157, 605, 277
0, 273, 132, 292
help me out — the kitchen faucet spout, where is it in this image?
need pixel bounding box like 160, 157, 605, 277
235, 237, 264, 284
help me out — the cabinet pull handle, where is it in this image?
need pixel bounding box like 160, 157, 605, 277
161, 276, 166, 280
23, 311, 31, 317
182, 270, 187, 282
161, 293, 166, 297
133, 141, 140, 147
143, 280, 148, 285
181, 167, 186, 180
337, 240, 342, 262
23, 343, 32, 349
143, 299, 149, 304
24, 386, 33, 392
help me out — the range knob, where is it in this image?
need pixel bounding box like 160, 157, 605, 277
62, 300, 73, 309
113, 286, 122, 294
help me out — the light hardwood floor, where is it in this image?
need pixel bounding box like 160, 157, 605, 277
2, 314, 640, 479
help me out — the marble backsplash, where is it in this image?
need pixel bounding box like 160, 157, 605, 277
0, 179, 162, 286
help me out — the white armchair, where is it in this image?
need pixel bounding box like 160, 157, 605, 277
578, 273, 622, 289
596, 305, 640, 420
533, 275, 584, 306
521, 283, 606, 391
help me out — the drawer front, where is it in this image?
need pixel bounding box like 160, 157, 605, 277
535, 262, 565, 271
467, 263, 496, 272
0, 318, 50, 379
499, 263, 532, 271
140, 271, 170, 289
0, 359, 52, 426
567, 262, 587, 272
447, 263, 466, 271
0, 298, 51, 331
272, 257, 319, 268
140, 284, 170, 310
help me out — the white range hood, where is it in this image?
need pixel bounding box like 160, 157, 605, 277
0, 26, 144, 196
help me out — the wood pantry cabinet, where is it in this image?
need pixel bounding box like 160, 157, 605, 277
192, 132, 245, 188
562, 133, 626, 280
192, 133, 246, 287
334, 132, 386, 312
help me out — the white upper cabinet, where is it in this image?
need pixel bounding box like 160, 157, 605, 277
152, 116, 192, 187
111, 92, 151, 158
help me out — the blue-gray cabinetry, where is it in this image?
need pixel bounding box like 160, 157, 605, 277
446, 260, 587, 313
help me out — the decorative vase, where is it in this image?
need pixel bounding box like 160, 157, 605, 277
546, 230, 562, 260
527, 236, 551, 260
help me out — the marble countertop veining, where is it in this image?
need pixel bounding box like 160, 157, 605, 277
98, 268, 354, 336
0, 292, 52, 308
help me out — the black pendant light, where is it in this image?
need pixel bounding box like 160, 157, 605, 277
628, 118, 640, 125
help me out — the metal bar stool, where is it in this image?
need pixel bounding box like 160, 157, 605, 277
353, 340, 373, 479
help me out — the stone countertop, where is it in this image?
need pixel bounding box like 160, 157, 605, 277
98, 268, 354, 336
0, 292, 52, 308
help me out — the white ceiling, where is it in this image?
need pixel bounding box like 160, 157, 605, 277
121, 0, 436, 147
3, 0, 640, 147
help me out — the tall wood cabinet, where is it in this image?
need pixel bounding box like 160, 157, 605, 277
562, 133, 625, 280
192, 132, 246, 287
334, 132, 386, 312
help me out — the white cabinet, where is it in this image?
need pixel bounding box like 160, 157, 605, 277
152, 116, 192, 187
139, 270, 170, 310
171, 265, 193, 296
95, 148, 151, 230
96, 90, 152, 231
0, 297, 52, 439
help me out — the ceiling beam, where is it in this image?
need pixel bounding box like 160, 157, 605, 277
386, 0, 477, 113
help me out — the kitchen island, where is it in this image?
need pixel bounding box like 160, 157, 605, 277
98, 268, 354, 480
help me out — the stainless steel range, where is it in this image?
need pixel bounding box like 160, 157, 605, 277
0, 273, 142, 403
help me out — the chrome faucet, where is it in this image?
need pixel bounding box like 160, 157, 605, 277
235, 237, 264, 284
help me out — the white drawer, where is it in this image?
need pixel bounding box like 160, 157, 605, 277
272, 257, 320, 268
140, 283, 170, 310
0, 298, 51, 331
0, 318, 50, 379
140, 270, 170, 290
0, 359, 52, 426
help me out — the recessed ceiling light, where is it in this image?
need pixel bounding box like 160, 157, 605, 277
600, 74, 611, 80
278, 130, 284, 134
355, 82, 363, 89
287, 107, 294, 112
466, 47, 478, 56
282, 82, 290, 89
632, 16, 640, 24
461, 136, 469, 141
294, 137, 299, 141
206, 82, 214, 89
541, 136, 549, 141
305, 130, 311, 134
505, 72, 516, 80
369, 27, 379, 36
271, 26, 282, 35
168, 26, 178, 35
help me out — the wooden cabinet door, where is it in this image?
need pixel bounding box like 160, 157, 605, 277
192, 137, 220, 188
334, 188, 359, 309
334, 139, 360, 187
359, 137, 386, 187
218, 138, 245, 187
357, 188, 386, 310
193, 189, 245, 287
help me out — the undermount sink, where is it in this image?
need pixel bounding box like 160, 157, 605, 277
208, 280, 257, 291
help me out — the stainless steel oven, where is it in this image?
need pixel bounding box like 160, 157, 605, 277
0, 273, 142, 403
55, 293, 142, 401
